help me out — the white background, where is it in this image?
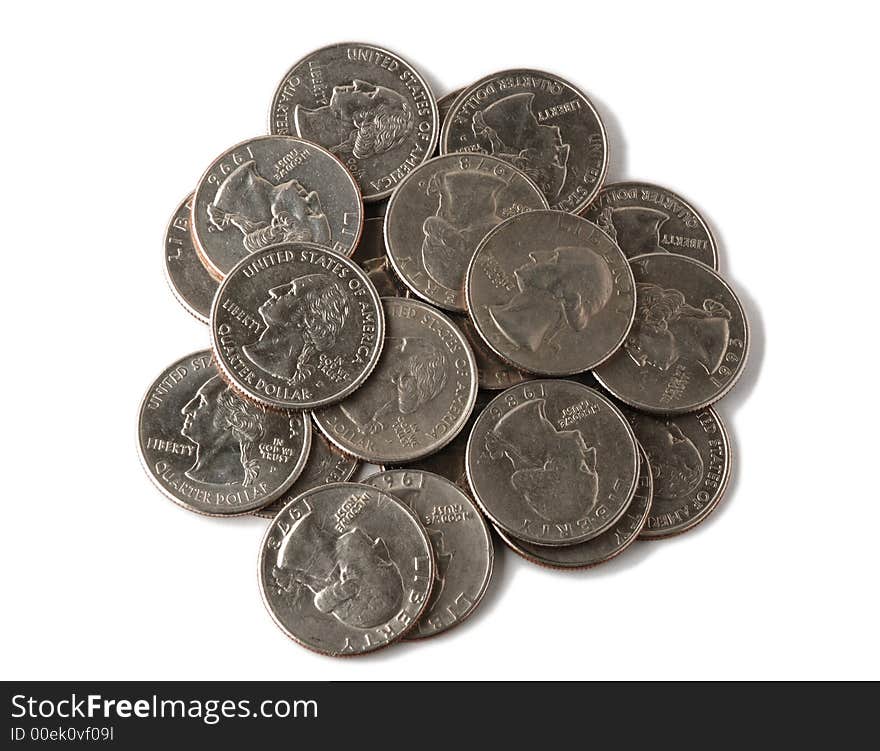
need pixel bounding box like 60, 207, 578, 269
2, 1, 878, 680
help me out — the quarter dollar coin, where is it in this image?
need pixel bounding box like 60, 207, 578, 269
466, 379, 639, 546
192, 135, 363, 278
259, 482, 435, 656
593, 253, 749, 413
211, 243, 384, 410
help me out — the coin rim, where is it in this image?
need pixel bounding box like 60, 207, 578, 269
637, 405, 732, 539
312, 296, 479, 463
464, 209, 636, 376
582, 180, 720, 271
361, 468, 494, 639
257, 481, 436, 656
439, 67, 609, 213
268, 42, 440, 203
209, 242, 385, 410
191, 135, 364, 279
464, 378, 640, 546
592, 252, 750, 414
136, 349, 312, 517
383, 152, 548, 313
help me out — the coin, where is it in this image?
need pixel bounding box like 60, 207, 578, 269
351, 217, 409, 297
451, 316, 528, 391
466, 379, 639, 546
385, 153, 548, 312
269, 43, 439, 202
466, 210, 636, 375
254, 427, 359, 519
313, 297, 478, 463
210, 243, 384, 410
163, 193, 218, 323
393, 391, 491, 490
259, 482, 435, 656
622, 406, 731, 539
440, 69, 608, 213
137, 350, 311, 516
593, 253, 749, 413
582, 181, 719, 269
494, 445, 652, 568
191, 135, 363, 278
362, 469, 493, 638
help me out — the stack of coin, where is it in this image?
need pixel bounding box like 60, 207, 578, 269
139, 42, 749, 656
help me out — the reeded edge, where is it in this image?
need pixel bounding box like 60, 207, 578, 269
360, 469, 495, 640
592, 253, 750, 415
136, 349, 312, 517
252, 423, 360, 519
257, 481, 436, 657
638, 405, 732, 540
464, 379, 640, 546
464, 210, 636, 376
582, 180, 720, 271
162, 191, 211, 325
191, 135, 364, 279
493, 445, 652, 569
268, 41, 440, 203
312, 296, 479, 463
209, 242, 385, 410
383, 152, 548, 313
439, 67, 609, 213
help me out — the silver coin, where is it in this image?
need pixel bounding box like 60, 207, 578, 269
452, 316, 528, 391
393, 391, 491, 491
466, 379, 639, 546
210, 243, 384, 410
582, 181, 719, 269
313, 297, 478, 464
163, 193, 218, 323
494, 445, 652, 568
254, 427, 359, 519
593, 253, 749, 413
440, 69, 608, 213
466, 210, 636, 375
191, 136, 363, 278
385, 153, 547, 312
137, 350, 311, 516
622, 406, 731, 539
270, 43, 439, 202
259, 482, 434, 656
362, 469, 493, 638
351, 217, 409, 297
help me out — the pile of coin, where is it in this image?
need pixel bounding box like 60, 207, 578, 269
140, 43, 750, 656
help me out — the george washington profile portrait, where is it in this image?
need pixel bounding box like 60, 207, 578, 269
489, 246, 613, 352
272, 513, 404, 629
340, 337, 447, 435
244, 274, 349, 385
625, 283, 731, 374
295, 80, 415, 162
207, 161, 331, 254
180, 375, 267, 487
471, 92, 570, 201
484, 399, 599, 523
